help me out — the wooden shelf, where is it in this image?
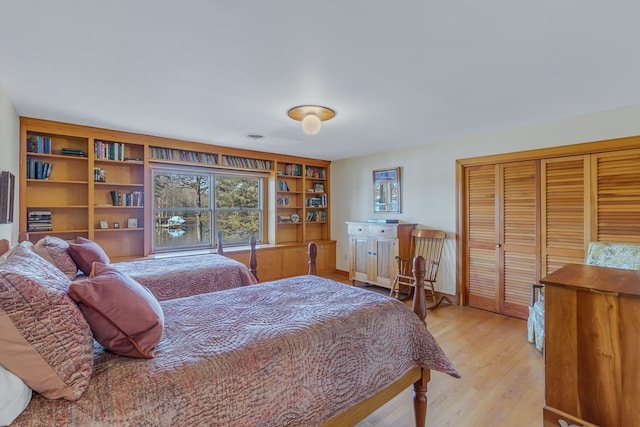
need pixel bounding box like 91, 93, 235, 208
21, 118, 331, 258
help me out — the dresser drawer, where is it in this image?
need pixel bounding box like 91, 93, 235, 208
348, 223, 370, 235
370, 225, 397, 238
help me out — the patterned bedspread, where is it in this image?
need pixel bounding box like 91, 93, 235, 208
113, 253, 257, 301
13, 276, 459, 427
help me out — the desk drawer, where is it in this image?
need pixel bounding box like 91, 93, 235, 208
348, 224, 371, 235
370, 225, 397, 238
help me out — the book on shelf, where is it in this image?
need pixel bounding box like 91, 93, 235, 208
60, 148, 86, 157
306, 194, 327, 207
27, 210, 52, 232
305, 166, 326, 179
149, 146, 218, 165
109, 190, 144, 206
305, 210, 327, 222
277, 180, 290, 191
26, 157, 53, 179
95, 140, 125, 161
221, 155, 272, 170
26, 135, 52, 154
277, 215, 292, 223
283, 164, 302, 176
276, 195, 290, 206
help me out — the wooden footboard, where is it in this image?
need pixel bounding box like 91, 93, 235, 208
308, 242, 431, 427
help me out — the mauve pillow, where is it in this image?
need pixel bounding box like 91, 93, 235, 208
0, 245, 94, 401
68, 262, 164, 358
34, 236, 78, 279
67, 237, 110, 275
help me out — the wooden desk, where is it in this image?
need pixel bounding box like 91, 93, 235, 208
541, 264, 640, 427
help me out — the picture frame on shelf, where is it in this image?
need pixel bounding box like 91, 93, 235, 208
113, 222, 120, 229
127, 218, 138, 228
99, 220, 109, 229
314, 181, 324, 193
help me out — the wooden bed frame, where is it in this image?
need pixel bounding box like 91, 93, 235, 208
308, 242, 432, 427
1, 237, 432, 426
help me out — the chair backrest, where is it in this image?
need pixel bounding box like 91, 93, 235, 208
585, 242, 640, 270
410, 229, 446, 281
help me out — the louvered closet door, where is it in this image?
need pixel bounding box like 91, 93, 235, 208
466, 165, 499, 313
466, 161, 538, 319
499, 161, 539, 318
541, 156, 590, 277
592, 149, 640, 244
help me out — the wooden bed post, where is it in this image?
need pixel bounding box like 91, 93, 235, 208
216, 231, 224, 255
412, 255, 429, 427
249, 235, 257, 282
307, 241, 317, 275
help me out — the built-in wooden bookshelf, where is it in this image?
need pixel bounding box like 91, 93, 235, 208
92, 140, 146, 258
275, 162, 304, 243
20, 117, 332, 263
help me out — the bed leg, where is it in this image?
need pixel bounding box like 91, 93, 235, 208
413, 368, 430, 427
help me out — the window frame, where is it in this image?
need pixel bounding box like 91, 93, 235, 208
151, 165, 266, 253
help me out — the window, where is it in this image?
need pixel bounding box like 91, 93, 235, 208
152, 168, 264, 251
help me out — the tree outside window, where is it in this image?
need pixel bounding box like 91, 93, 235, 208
153, 169, 263, 251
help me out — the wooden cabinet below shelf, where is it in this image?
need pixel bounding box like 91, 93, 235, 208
226, 241, 336, 282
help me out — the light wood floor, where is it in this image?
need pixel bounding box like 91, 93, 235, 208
328, 279, 544, 426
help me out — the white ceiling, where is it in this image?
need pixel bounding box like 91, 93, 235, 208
1, 1, 639, 161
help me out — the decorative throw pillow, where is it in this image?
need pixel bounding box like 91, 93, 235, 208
0, 244, 94, 401
68, 262, 164, 358
0, 364, 32, 426
67, 237, 110, 275
34, 236, 78, 279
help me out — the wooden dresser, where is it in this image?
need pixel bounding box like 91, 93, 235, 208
346, 222, 415, 289
540, 264, 640, 427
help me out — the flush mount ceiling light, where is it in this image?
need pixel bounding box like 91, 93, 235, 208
287, 105, 336, 135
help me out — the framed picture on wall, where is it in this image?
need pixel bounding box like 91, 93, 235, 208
0, 171, 15, 224
373, 167, 401, 213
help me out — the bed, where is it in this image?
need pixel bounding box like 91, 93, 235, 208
0, 239, 459, 426
22, 231, 259, 301
105, 233, 257, 301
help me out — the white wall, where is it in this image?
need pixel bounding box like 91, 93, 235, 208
331, 104, 640, 295
0, 83, 19, 244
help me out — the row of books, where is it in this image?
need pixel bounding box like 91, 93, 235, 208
149, 147, 218, 164
110, 190, 144, 207
305, 166, 326, 179
27, 210, 52, 232
276, 195, 291, 206
26, 156, 53, 180
277, 180, 290, 191
95, 140, 126, 161
306, 211, 327, 222
26, 135, 52, 154
221, 155, 272, 170
282, 163, 302, 177
306, 194, 327, 207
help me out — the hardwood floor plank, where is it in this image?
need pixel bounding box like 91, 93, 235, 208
329, 281, 544, 426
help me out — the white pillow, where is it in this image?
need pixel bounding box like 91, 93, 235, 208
0, 364, 32, 426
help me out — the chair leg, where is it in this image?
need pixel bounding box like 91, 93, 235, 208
426, 281, 437, 306
390, 277, 399, 298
